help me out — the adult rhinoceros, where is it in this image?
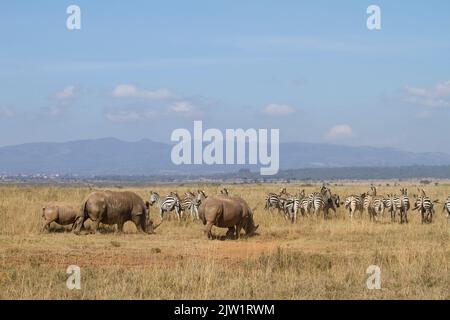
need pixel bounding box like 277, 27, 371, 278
198, 195, 259, 239
74, 191, 159, 234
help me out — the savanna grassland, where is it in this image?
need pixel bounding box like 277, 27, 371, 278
0, 182, 449, 300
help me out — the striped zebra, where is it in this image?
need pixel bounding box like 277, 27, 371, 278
281, 197, 299, 223
295, 190, 308, 216
363, 187, 384, 221
264, 192, 282, 214
383, 194, 400, 222
443, 196, 450, 222
180, 191, 198, 220
184, 190, 207, 220
195, 190, 207, 206
413, 190, 435, 224
344, 194, 364, 219
148, 191, 182, 221
310, 187, 338, 219
299, 190, 314, 216
398, 188, 411, 224
281, 195, 300, 223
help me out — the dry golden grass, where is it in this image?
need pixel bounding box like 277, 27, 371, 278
0, 183, 449, 299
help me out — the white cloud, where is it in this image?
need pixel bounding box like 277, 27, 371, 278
262, 103, 296, 115
169, 101, 194, 113
105, 108, 157, 122
404, 81, 450, 107
54, 85, 75, 100
324, 124, 353, 141
0, 106, 15, 118
112, 84, 173, 100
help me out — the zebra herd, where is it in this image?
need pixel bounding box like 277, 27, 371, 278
265, 186, 450, 225
145, 186, 450, 225
264, 186, 340, 223
147, 188, 232, 221
148, 190, 208, 221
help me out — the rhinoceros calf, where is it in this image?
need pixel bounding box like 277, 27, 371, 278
74, 191, 159, 234
42, 202, 84, 232
198, 195, 259, 239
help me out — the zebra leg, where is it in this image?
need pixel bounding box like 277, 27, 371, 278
190, 206, 195, 221
195, 206, 200, 220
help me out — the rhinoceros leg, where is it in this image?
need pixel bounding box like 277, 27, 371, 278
235, 224, 242, 240
117, 221, 124, 233
42, 220, 52, 232
72, 216, 85, 235
226, 227, 235, 239
205, 221, 214, 239
131, 215, 145, 233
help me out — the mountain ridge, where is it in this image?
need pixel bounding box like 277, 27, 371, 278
1, 137, 450, 176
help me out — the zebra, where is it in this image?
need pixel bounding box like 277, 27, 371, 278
195, 189, 207, 206
310, 187, 338, 219
363, 186, 384, 221
443, 196, 450, 222
398, 188, 410, 224
413, 190, 435, 224
180, 191, 198, 220
299, 190, 314, 216
148, 191, 182, 221
299, 197, 311, 216
264, 192, 282, 214
384, 194, 400, 222
281, 196, 300, 223
344, 194, 364, 219
295, 190, 308, 216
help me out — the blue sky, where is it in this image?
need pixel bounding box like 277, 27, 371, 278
0, 1, 449, 152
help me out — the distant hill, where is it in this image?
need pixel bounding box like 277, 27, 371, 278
1, 137, 450, 176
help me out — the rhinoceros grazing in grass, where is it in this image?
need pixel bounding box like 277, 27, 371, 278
198, 195, 259, 239
42, 202, 84, 232
74, 191, 159, 234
